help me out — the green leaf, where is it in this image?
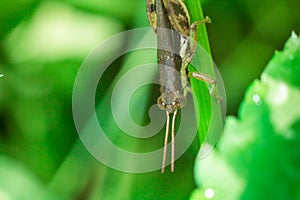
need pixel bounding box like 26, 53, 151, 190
263, 32, 300, 89
4, 1, 123, 63
185, 0, 225, 156
192, 33, 300, 199
0, 0, 39, 40
185, 0, 213, 144
0, 156, 59, 200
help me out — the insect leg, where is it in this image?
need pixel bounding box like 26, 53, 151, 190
182, 16, 211, 67
189, 72, 223, 103
189, 16, 211, 47
161, 111, 170, 173
146, 0, 157, 33
181, 17, 211, 92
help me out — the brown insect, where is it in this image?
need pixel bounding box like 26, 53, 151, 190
146, 0, 221, 173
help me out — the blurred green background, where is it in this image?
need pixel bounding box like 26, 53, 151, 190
0, 0, 300, 199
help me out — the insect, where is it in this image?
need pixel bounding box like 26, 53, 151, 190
146, 0, 221, 173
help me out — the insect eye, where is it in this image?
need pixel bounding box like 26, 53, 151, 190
158, 97, 166, 106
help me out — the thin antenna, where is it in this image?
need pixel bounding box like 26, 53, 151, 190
171, 109, 177, 172
161, 111, 170, 173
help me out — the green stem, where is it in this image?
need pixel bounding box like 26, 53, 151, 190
185, 0, 212, 143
